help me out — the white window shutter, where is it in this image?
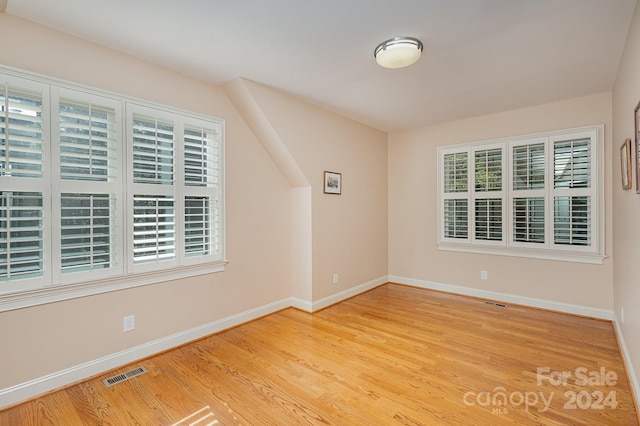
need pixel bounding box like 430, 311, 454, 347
133, 195, 176, 264
181, 120, 223, 263
59, 99, 117, 182
60, 193, 116, 273
52, 90, 123, 284
0, 78, 49, 291
0, 85, 44, 179
132, 113, 175, 185
0, 191, 44, 281
551, 132, 596, 252
438, 126, 603, 263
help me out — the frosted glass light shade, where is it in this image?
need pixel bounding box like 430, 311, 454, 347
374, 37, 423, 69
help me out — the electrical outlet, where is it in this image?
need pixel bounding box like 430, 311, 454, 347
333, 273, 339, 284
480, 270, 488, 280
123, 315, 135, 332
621, 307, 625, 324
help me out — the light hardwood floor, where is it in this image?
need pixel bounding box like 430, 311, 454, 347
1, 283, 638, 425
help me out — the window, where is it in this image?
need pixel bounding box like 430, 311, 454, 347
0, 69, 225, 310
52, 89, 123, 285
438, 126, 604, 263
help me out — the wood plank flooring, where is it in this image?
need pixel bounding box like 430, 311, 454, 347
1, 283, 638, 425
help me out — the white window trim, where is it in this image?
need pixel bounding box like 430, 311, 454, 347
0, 65, 227, 313
437, 125, 606, 264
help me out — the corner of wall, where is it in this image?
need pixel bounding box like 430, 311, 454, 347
223, 78, 309, 188
224, 78, 314, 307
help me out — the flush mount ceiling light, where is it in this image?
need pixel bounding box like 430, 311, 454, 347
374, 36, 423, 69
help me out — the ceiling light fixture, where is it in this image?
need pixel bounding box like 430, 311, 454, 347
374, 36, 423, 69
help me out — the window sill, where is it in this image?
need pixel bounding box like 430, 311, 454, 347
437, 243, 606, 264
0, 260, 228, 313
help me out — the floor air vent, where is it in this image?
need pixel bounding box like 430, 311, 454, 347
102, 366, 148, 387
484, 301, 508, 308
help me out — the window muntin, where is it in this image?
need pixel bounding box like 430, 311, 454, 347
438, 126, 603, 263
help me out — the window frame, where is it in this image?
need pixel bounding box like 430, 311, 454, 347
471, 142, 506, 247
437, 125, 605, 264
51, 87, 125, 285
0, 66, 226, 313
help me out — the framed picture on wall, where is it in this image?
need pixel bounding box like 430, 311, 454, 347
635, 100, 640, 193
621, 138, 632, 190
324, 171, 342, 194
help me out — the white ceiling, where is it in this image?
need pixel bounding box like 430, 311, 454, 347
6, 0, 637, 132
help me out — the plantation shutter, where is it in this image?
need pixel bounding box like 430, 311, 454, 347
133, 195, 175, 263
128, 106, 177, 268
59, 99, 117, 182
132, 113, 174, 185
182, 121, 223, 261
442, 150, 469, 240
438, 126, 602, 263
551, 133, 595, 250
0, 84, 44, 179
0, 68, 226, 307
0, 79, 47, 290
473, 147, 503, 243
185, 196, 210, 257
53, 91, 122, 282
0, 192, 44, 282
511, 140, 546, 246
60, 193, 115, 273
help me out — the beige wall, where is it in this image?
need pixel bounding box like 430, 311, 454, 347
0, 14, 293, 389
389, 93, 614, 309
612, 1, 640, 389
233, 80, 388, 301
1, 4, 636, 404
0, 12, 389, 395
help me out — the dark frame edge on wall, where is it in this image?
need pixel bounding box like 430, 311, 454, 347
634, 100, 640, 193
324, 171, 342, 194
621, 138, 632, 190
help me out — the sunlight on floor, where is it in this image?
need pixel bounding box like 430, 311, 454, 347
171, 405, 219, 425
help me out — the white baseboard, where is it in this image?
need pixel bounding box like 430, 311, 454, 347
290, 297, 313, 312
0, 275, 388, 409
388, 275, 614, 320
391, 275, 639, 414
4, 275, 625, 411
0, 297, 292, 409
292, 275, 388, 312
612, 315, 640, 414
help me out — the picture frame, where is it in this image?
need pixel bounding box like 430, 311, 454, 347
635, 100, 640, 193
324, 171, 342, 194
621, 138, 632, 190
